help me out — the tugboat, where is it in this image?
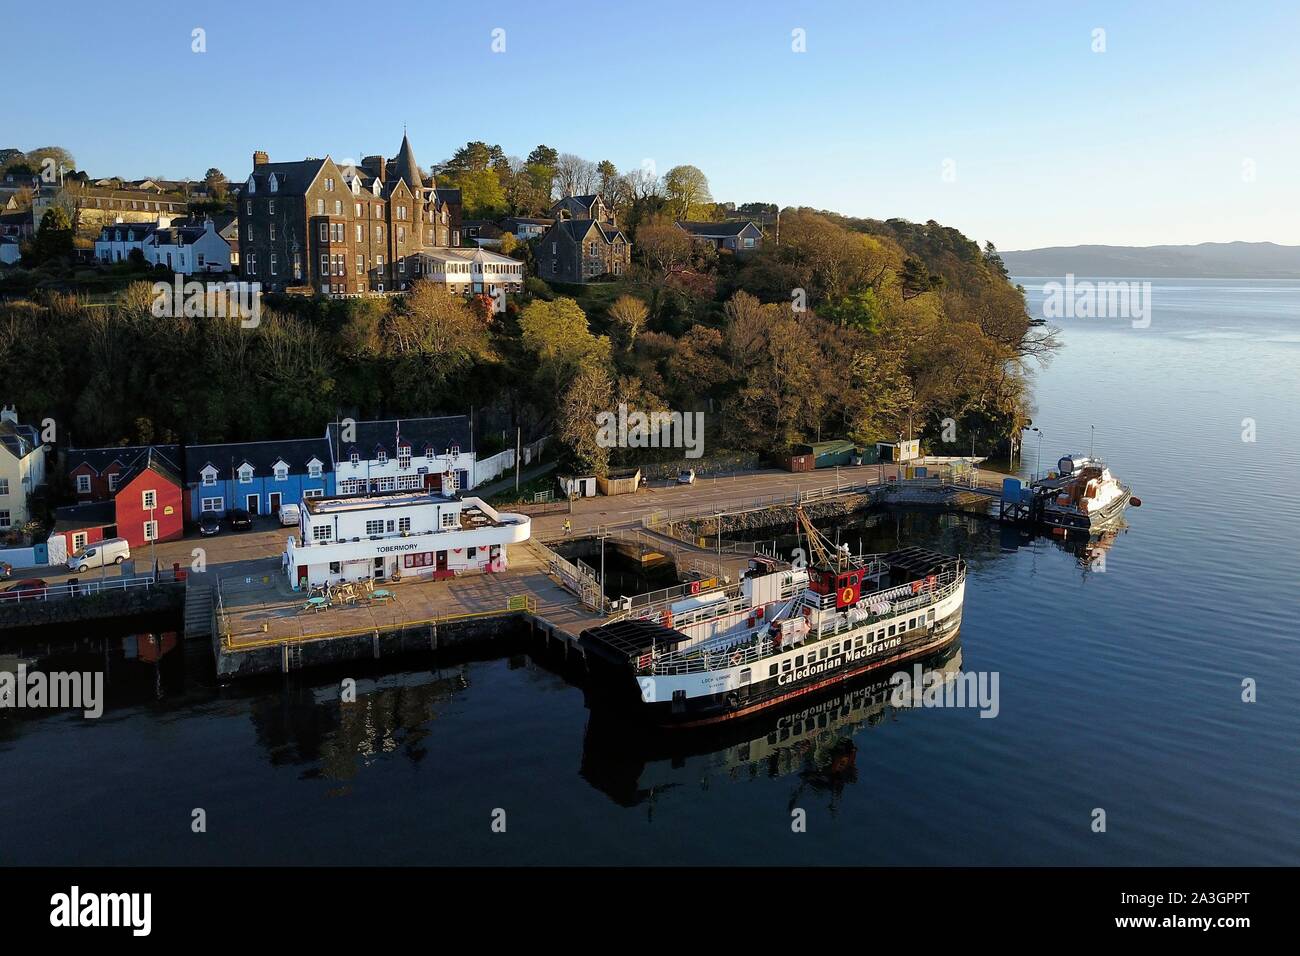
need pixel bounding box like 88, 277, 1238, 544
580, 508, 966, 728
1034, 455, 1136, 532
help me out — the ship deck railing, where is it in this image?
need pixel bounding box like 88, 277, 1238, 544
643, 569, 964, 676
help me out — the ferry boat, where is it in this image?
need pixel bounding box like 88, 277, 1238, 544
580, 508, 966, 728
1034, 455, 1136, 532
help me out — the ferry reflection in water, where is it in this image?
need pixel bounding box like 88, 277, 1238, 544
579, 642, 963, 811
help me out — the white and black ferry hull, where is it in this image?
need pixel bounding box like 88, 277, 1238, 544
615, 586, 965, 728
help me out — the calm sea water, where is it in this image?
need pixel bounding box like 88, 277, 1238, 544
2, 278, 1298, 866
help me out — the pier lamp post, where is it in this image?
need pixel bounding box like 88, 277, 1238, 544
1031, 427, 1045, 482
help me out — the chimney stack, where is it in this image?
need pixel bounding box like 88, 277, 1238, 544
253, 150, 269, 167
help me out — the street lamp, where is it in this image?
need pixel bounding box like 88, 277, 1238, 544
1031, 427, 1045, 482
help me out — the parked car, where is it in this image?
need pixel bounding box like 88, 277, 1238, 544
198, 512, 223, 536
0, 578, 48, 601
227, 507, 253, 531
677, 469, 696, 485
278, 503, 301, 527
67, 537, 130, 572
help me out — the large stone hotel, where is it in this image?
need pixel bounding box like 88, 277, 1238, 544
238, 133, 475, 295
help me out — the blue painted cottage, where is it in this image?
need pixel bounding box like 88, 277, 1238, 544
184, 437, 333, 522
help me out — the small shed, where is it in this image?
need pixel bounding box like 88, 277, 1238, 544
557, 474, 597, 498
794, 440, 857, 469
784, 452, 815, 473
877, 439, 921, 463
596, 467, 641, 496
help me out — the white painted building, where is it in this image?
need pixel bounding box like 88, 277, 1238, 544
94, 219, 164, 263
326, 415, 478, 494
144, 219, 232, 274
411, 247, 524, 296
0, 406, 47, 533
284, 489, 530, 589
94, 216, 232, 274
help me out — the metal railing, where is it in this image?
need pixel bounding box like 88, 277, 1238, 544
643, 569, 964, 675
0, 571, 185, 604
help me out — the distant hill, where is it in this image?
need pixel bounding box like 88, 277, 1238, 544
1002, 242, 1300, 279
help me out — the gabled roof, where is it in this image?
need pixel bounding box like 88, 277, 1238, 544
66, 444, 180, 477
325, 416, 471, 463
546, 219, 627, 245
0, 420, 41, 461
114, 446, 182, 490
677, 220, 761, 238
184, 437, 332, 484
148, 225, 208, 247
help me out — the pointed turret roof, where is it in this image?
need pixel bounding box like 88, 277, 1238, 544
393, 132, 423, 189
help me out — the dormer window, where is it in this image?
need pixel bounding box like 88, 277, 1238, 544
237, 464, 254, 484
269, 175, 278, 193
307, 459, 322, 479
424, 445, 434, 458
273, 462, 289, 481
349, 451, 360, 465
200, 466, 218, 487
449, 443, 461, 457
377, 450, 388, 465
398, 445, 411, 469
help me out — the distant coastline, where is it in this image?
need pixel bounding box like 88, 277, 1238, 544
1002, 241, 1300, 279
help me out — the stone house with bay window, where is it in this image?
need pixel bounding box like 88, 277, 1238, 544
537, 218, 630, 284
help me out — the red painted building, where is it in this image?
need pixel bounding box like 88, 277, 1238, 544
65, 444, 181, 502
113, 450, 184, 546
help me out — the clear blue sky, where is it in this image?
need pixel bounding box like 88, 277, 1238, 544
7, 0, 1298, 249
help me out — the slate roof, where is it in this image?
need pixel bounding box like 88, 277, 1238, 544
247, 158, 327, 196
434, 187, 461, 205
114, 446, 182, 490
66, 444, 180, 476
548, 219, 627, 245
677, 220, 760, 238
148, 225, 208, 247
97, 222, 160, 242
184, 437, 332, 484
172, 213, 237, 238
0, 420, 41, 461
53, 501, 116, 532
325, 416, 471, 464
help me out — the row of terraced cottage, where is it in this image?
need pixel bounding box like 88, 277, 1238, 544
45, 415, 515, 560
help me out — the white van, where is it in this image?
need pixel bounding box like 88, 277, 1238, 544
67, 538, 131, 572
278, 503, 301, 527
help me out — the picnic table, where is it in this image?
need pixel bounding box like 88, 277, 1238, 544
371, 589, 393, 604
302, 596, 330, 613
